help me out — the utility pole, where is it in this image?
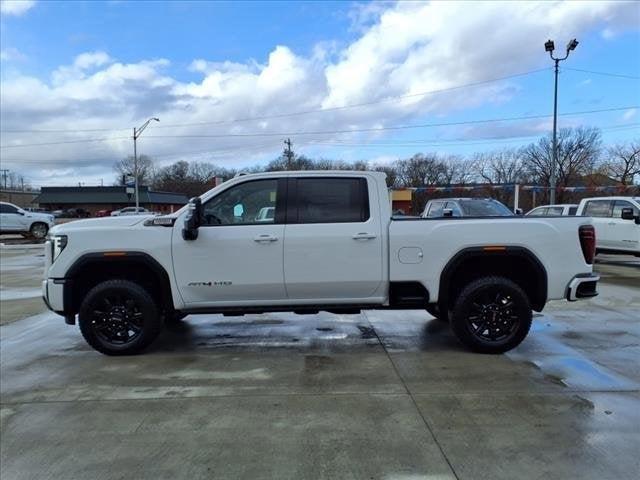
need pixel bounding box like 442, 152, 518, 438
0, 169, 8, 190
283, 138, 294, 170
545, 38, 578, 204
132, 117, 159, 208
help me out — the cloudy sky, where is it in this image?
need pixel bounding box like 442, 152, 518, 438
1, 0, 639, 187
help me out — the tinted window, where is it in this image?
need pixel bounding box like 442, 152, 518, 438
547, 207, 564, 216
527, 207, 547, 216
459, 200, 513, 216
612, 200, 639, 218
583, 200, 612, 218
0, 204, 18, 214
427, 201, 445, 217
568, 206, 578, 216
296, 178, 369, 223
203, 179, 278, 226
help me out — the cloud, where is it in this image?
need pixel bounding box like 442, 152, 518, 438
621, 108, 637, 121
0, 47, 26, 62
1, 0, 638, 186
0, 0, 36, 16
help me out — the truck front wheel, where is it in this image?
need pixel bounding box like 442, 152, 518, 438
450, 276, 532, 354
78, 279, 163, 355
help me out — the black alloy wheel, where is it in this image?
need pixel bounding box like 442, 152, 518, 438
450, 276, 532, 354
79, 280, 162, 355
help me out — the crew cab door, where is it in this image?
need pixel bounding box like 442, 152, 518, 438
0, 203, 26, 231
172, 178, 287, 305
283, 176, 384, 300
582, 200, 615, 249
611, 200, 640, 251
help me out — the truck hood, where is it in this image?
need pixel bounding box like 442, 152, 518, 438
49, 215, 151, 235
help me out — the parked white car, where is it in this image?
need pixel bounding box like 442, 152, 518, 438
576, 196, 640, 257
43, 171, 599, 356
526, 204, 578, 216
110, 207, 152, 216
0, 201, 55, 239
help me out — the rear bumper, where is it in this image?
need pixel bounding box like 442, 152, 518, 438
566, 273, 600, 301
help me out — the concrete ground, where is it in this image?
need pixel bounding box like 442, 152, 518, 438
1, 247, 639, 480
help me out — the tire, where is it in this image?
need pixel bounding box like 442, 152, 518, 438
78, 279, 163, 355
29, 222, 49, 239
164, 311, 188, 324
426, 304, 448, 322
450, 276, 532, 354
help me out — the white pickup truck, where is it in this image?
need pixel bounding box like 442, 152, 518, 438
575, 196, 640, 257
43, 171, 599, 355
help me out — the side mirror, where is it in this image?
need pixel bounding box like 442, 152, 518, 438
182, 197, 203, 241
515, 208, 524, 216
442, 208, 453, 217
620, 208, 635, 220
16, 210, 25, 216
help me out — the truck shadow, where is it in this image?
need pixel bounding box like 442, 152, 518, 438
148, 313, 463, 354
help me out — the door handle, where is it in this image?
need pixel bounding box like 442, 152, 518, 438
608, 222, 616, 226
352, 232, 377, 240
253, 234, 278, 243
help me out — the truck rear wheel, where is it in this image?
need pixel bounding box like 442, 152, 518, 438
450, 276, 532, 354
78, 279, 163, 355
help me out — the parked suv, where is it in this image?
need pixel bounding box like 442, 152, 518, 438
422, 198, 514, 217
0, 201, 55, 239
576, 196, 640, 256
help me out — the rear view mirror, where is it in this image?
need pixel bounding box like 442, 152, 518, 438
182, 197, 203, 240
442, 208, 453, 217
620, 208, 635, 220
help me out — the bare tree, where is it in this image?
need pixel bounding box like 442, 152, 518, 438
113, 155, 155, 186
600, 140, 640, 185
394, 153, 447, 187
442, 156, 476, 185
522, 127, 601, 202
473, 148, 528, 185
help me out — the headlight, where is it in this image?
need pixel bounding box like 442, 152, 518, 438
51, 235, 68, 262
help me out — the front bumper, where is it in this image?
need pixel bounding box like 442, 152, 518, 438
566, 273, 600, 301
42, 278, 66, 312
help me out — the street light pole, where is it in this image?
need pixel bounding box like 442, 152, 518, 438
132, 117, 160, 209
545, 38, 578, 205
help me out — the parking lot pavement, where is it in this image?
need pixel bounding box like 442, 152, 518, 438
1, 249, 639, 480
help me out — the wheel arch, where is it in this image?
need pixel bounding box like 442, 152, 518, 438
64, 252, 174, 315
439, 246, 548, 312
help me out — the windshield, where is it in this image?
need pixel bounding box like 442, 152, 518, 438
459, 200, 513, 216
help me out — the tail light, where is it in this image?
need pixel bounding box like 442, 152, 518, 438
579, 225, 596, 265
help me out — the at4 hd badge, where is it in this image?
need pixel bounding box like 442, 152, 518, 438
188, 281, 232, 286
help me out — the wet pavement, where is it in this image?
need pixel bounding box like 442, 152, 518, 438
1, 248, 639, 479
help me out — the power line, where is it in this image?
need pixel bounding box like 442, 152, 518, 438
304, 123, 640, 148
0, 136, 129, 149
563, 67, 640, 80
3, 123, 637, 166
0, 142, 282, 166
140, 105, 638, 139
0, 68, 551, 134
1, 105, 636, 150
